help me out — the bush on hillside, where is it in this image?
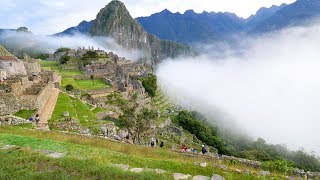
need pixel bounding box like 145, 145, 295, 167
59, 55, 70, 64
55, 47, 71, 53
141, 74, 157, 97
65, 84, 74, 91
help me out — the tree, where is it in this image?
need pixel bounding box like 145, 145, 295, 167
59, 55, 70, 64
65, 84, 74, 91
55, 47, 70, 53
107, 92, 156, 143
81, 51, 98, 66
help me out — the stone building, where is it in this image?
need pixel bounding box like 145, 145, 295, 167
0, 45, 27, 77
23, 53, 41, 76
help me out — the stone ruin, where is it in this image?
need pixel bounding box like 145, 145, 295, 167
0, 44, 60, 116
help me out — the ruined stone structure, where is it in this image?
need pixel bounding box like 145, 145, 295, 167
23, 53, 41, 76
0, 45, 61, 116
0, 45, 27, 77
80, 48, 151, 108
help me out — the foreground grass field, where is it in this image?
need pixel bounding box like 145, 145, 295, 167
0, 126, 288, 179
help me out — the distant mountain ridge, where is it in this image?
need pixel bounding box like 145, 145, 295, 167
58, 0, 320, 44
55, 20, 93, 36
137, 9, 245, 43
250, 0, 320, 33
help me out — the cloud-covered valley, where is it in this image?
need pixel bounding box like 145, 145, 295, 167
156, 24, 320, 154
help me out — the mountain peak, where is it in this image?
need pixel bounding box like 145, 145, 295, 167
184, 9, 196, 15
160, 9, 171, 14
90, 0, 135, 36
89, 1, 192, 63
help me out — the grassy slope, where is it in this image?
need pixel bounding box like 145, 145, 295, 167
14, 109, 36, 119
51, 92, 97, 127
0, 126, 273, 179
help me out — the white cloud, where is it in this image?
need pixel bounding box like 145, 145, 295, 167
156, 24, 320, 154
0, 31, 143, 61
0, 0, 295, 35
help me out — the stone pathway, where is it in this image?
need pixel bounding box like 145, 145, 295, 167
36, 88, 60, 130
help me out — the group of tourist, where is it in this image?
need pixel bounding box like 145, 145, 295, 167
150, 138, 207, 154
28, 114, 40, 124
150, 138, 165, 148
181, 144, 207, 154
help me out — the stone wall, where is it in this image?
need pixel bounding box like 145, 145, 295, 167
0, 82, 53, 115
0, 94, 36, 115
36, 82, 54, 114
0, 59, 27, 77
24, 61, 41, 76
0, 115, 31, 125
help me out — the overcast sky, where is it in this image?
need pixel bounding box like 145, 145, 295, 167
0, 0, 296, 35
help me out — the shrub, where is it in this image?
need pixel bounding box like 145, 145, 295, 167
59, 55, 70, 64
65, 84, 74, 91
55, 47, 70, 53
141, 74, 157, 97
262, 160, 295, 173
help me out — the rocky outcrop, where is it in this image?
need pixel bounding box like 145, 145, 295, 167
90, 0, 194, 64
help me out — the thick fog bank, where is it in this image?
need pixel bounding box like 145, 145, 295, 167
157, 24, 320, 154
0, 31, 142, 60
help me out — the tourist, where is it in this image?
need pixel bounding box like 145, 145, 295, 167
191, 147, 197, 153
181, 144, 187, 152
160, 141, 164, 148
151, 138, 155, 147
201, 145, 207, 154
35, 114, 40, 125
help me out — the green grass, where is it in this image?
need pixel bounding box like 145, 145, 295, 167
61, 78, 110, 90
14, 109, 36, 119
51, 92, 97, 127
61, 77, 79, 89
39, 60, 83, 77
0, 126, 273, 179
92, 107, 105, 114
39, 60, 109, 91
75, 79, 110, 90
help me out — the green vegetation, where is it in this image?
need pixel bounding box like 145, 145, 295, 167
174, 111, 225, 153
51, 92, 97, 127
14, 109, 36, 119
141, 74, 157, 97
0, 126, 270, 179
34, 53, 49, 60
38, 60, 83, 77
173, 110, 320, 172
65, 84, 74, 91
55, 47, 71, 53
107, 92, 157, 142
61, 78, 110, 90
59, 55, 70, 64
262, 160, 295, 174
81, 51, 98, 66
